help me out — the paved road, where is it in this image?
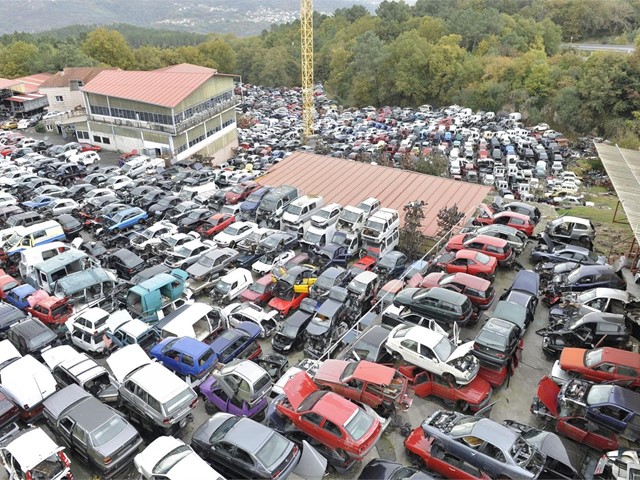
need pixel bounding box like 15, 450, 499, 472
562, 43, 636, 53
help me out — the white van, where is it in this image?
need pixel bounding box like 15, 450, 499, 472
18, 241, 71, 279
282, 194, 325, 237
4, 221, 66, 257
179, 182, 218, 202
120, 156, 163, 178
361, 208, 400, 244
361, 228, 400, 258
156, 302, 223, 344
302, 222, 337, 250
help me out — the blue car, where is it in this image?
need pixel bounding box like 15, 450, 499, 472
150, 336, 218, 387
210, 321, 262, 364
21, 195, 56, 209
239, 187, 271, 218
102, 207, 148, 231
4, 284, 36, 310
550, 264, 626, 293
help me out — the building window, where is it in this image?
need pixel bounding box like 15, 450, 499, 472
76, 131, 89, 140
55, 95, 64, 102
101, 136, 110, 144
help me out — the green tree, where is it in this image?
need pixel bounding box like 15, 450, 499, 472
198, 37, 237, 73
81, 28, 134, 68
446, 8, 503, 50
399, 200, 427, 260
334, 5, 370, 23
0, 41, 39, 77
375, 0, 412, 40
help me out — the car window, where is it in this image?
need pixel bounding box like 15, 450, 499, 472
617, 366, 638, 377
302, 412, 323, 426
323, 420, 342, 437
400, 339, 418, 352
182, 354, 194, 367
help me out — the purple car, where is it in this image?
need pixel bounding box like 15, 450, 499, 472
200, 359, 273, 418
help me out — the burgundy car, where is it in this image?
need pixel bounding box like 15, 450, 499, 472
419, 272, 494, 310
224, 181, 261, 205
239, 273, 274, 305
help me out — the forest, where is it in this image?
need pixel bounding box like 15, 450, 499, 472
0, 0, 639, 147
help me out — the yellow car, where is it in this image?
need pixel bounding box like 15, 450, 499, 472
1, 120, 18, 130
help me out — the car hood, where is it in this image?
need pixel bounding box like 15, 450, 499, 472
283, 371, 318, 410
41, 345, 80, 370
447, 341, 474, 362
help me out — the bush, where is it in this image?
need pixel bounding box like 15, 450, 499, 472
34, 123, 45, 133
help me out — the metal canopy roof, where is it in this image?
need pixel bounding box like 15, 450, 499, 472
594, 143, 640, 244
260, 152, 491, 237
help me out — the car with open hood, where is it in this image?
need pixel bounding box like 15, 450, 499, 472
313, 359, 412, 415
385, 324, 479, 385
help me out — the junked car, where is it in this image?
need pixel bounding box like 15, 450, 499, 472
222, 301, 279, 338
150, 336, 218, 388
43, 384, 143, 479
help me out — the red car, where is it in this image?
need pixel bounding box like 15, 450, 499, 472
268, 289, 308, 316
531, 376, 620, 451
446, 234, 514, 266
419, 272, 494, 310
277, 371, 383, 460
556, 347, 640, 389
0, 271, 19, 300
196, 213, 235, 238
313, 359, 412, 414
349, 255, 377, 278
224, 181, 261, 205
435, 250, 498, 279
400, 366, 492, 412
25, 295, 72, 326
239, 273, 274, 305
474, 206, 535, 237
79, 142, 101, 152
0, 146, 15, 158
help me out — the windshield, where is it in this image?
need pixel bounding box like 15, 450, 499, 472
260, 198, 277, 211
576, 290, 596, 303
316, 209, 332, 220
164, 387, 195, 414
314, 275, 334, 290
476, 329, 507, 351
90, 415, 128, 447
158, 197, 173, 207
344, 409, 374, 441
215, 280, 232, 294
349, 279, 367, 294
378, 255, 396, 269
278, 322, 299, 338
584, 348, 603, 367
433, 337, 454, 360
231, 185, 245, 194
303, 230, 322, 244
340, 210, 360, 223
256, 433, 290, 469
247, 191, 263, 203
174, 246, 192, 258
286, 205, 303, 216
450, 416, 481, 437
140, 229, 155, 240
4, 232, 21, 246
223, 225, 241, 236
153, 445, 191, 474
198, 255, 216, 267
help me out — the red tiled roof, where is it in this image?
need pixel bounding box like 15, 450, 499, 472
259, 153, 491, 237
82, 65, 220, 108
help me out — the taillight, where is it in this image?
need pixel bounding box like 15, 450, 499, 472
163, 418, 171, 424
26, 472, 33, 480
495, 353, 505, 358
59, 452, 71, 468
103, 456, 112, 465
190, 398, 199, 409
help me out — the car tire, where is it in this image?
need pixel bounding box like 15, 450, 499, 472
204, 401, 218, 414
477, 273, 488, 279
229, 241, 235, 248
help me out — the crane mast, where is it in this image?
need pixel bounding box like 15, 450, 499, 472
300, 0, 314, 142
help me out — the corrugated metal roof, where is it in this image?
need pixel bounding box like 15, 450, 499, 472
82, 64, 221, 108
260, 152, 491, 237
594, 143, 640, 245
0, 78, 21, 90
0, 73, 51, 93
40, 67, 117, 89
5, 93, 45, 103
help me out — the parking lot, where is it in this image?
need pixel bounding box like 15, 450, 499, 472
0, 92, 637, 480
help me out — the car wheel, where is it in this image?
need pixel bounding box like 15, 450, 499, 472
229, 241, 235, 248
204, 401, 218, 414
443, 373, 455, 384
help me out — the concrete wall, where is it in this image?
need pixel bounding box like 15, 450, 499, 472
40, 87, 84, 112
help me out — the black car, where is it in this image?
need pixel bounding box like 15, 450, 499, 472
31, 140, 52, 153
473, 317, 521, 368
0, 304, 25, 337
338, 324, 393, 363
499, 269, 539, 328
358, 459, 435, 480
137, 189, 167, 209
166, 201, 199, 222
257, 231, 298, 253
0, 392, 19, 430
79, 241, 109, 260
5, 318, 58, 360
393, 287, 475, 327
309, 266, 347, 300
0, 206, 23, 224
106, 248, 145, 280
129, 264, 170, 285
502, 202, 541, 224
67, 183, 96, 201
271, 298, 316, 353
178, 208, 212, 232
149, 195, 181, 216
55, 214, 83, 240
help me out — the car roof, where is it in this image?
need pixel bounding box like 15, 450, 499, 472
469, 418, 518, 450
423, 286, 467, 305
12, 317, 50, 338
466, 234, 508, 247
220, 359, 267, 383
130, 363, 190, 402
404, 325, 446, 348
225, 417, 274, 454
598, 347, 640, 368
169, 337, 212, 358
313, 390, 359, 425
440, 273, 489, 290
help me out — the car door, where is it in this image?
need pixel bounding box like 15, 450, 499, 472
70, 422, 90, 463
587, 405, 630, 434
450, 258, 468, 274
411, 370, 434, 398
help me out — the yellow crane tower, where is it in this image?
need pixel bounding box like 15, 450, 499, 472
300, 0, 314, 142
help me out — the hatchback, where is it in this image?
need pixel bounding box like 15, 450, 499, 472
393, 286, 475, 327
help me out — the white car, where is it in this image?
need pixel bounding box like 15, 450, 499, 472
0, 193, 17, 208
213, 221, 258, 248
210, 268, 253, 304
222, 302, 279, 338
130, 220, 179, 251
47, 198, 80, 216
385, 324, 479, 385
66, 307, 110, 354
16, 119, 30, 129
0, 340, 58, 417
0, 427, 72, 480
134, 436, 222, 480
68, 150, 100, 166
105, 175, 135, 192
252, 249, 295, 276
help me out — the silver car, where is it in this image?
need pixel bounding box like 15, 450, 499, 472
43, 384, 142, 478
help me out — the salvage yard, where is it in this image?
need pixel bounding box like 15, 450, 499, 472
0, 89, 638, 480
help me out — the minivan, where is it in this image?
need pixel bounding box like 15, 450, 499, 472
281, 194, 324, 237
361, 208, 400, 243
2, 220, 65, 257
393, 286, 475, 327
256, 185, 298, 220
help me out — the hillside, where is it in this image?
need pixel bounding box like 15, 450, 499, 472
0, 0, 389, 35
